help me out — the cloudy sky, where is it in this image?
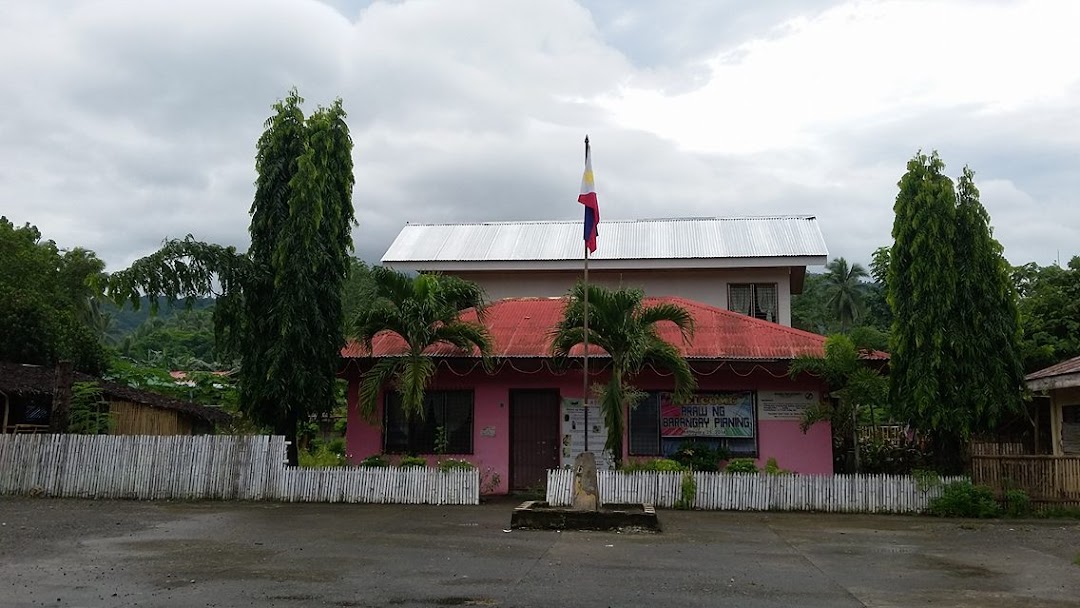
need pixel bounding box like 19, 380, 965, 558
2, 0, 1077, 271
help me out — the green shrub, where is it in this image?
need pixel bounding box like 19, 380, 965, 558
299, 444, 346, 468
358, 454, 390, 468
622, 458, 687, 472
333, 417, 348, 434
671, 442, 730, 472
912, 469, 943, 492
725, 458, 759, 474
927, 481, 1001, 518
68, 382, 112, 435
675, 472, 697, 510
1002, 489, 1032, 517
326, 438, 346, 456
434, 426, 450, 455
399, 455, 427, 468
437, 458, 475, 471
859, 437, 931, 474
764, 458, 790, 475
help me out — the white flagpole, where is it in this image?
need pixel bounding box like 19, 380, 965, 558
582, 135, 591, 451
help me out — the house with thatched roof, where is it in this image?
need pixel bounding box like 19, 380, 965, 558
0, 362, 230, 435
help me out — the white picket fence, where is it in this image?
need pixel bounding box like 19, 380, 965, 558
547, 469, 965, 514
281, 466, 478, 505
0, 434, 478, 505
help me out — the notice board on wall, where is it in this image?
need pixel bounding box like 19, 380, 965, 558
758, 390, 819, 421
560, 398, 614, 471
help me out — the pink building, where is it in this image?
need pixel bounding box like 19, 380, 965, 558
342, 296, 874, 494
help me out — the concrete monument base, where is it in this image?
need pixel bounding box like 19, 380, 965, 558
509, 501, 660, 532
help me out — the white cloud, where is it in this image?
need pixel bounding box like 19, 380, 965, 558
0, 0, 1077, 274
602, 0, 1080, 155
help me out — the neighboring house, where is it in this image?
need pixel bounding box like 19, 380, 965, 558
1026, 355, 1080, 456
0, 362, 230, 435
381, 216, 828, 327
341, 296, 884, 493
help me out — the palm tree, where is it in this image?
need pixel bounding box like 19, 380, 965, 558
788, 334, 888, 473
551, 284, 697, 465
352, 267, 493, 419
823, 257, 869, 332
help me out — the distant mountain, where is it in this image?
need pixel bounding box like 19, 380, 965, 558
104, 296, 215, 340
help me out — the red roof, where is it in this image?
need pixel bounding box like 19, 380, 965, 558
341, 296, 889, 362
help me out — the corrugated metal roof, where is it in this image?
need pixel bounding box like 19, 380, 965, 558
1026, 355, 1080, 381
341, 296, 889, 362
381, 216, 828, 263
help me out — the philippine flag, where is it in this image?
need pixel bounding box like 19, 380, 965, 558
578, 138, 600, 253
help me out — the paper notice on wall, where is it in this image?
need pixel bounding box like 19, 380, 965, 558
758, 390, 818, 421
561, 398, 614, 471
560, 399, 587, 468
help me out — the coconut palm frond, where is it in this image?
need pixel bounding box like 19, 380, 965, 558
358, 357, 401, 420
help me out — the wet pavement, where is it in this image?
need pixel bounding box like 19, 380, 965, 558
1, 497, 1078, 607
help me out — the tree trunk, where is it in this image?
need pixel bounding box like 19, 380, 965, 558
930, 433, 967, 475
49, 361, 75, 433
276, 409, 300, 466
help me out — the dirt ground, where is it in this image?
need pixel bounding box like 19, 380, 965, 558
1, 497, 1078, 607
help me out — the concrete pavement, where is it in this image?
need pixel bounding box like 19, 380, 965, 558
1, 497, 1078, 607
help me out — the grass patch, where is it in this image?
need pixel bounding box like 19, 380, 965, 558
1032, 506, 1080, 520
1074, 554, 1080, 568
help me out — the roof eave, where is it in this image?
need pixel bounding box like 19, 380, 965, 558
1026, 372, 1080, 392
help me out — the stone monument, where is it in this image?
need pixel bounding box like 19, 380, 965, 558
570, 452, 600, 511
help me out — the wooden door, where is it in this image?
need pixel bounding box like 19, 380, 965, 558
510, 390, 560, 491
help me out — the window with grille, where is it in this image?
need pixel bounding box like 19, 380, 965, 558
727, 283, 779, 323
384, 390, 474, 454
629, 393, 661, 456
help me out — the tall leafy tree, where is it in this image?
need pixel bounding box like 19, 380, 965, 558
108, 90, 355, 464
887, 152, 1022, 470
864, 246, 893, 332
822, 257, 868, 332
951, 167, 1024, 430
0, 217, 109, 373
1012, 257, 1080, 372
119, 309, 220, 369
551, 284, 696, 464
341, 258, 378, 332
791, 273, 832, 334
888, 152, 959, 467
352, 267, 492, 419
